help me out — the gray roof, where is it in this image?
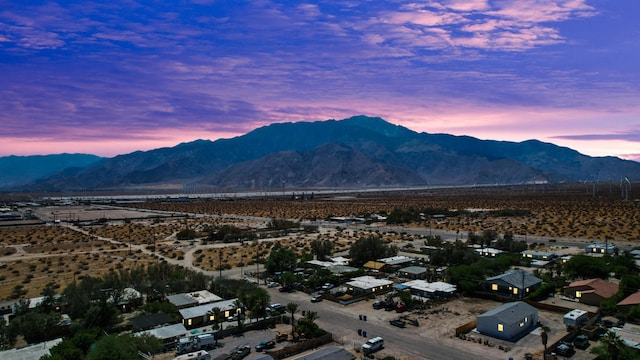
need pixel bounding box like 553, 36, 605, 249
486, 269, 541, 288
179, 298, 238, 319
135, 323, 187, 340
399, 266, 427, 275
0, 338, 62, 360
478, 301, 537, 324
295, 346, 356, 360
167, 294, 197, 308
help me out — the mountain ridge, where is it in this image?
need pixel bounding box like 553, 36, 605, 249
4, 115, 640, 191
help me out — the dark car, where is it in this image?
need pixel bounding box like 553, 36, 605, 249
383, 300, 397, 311
232, 344, 251, 360
255, 340, 276, 352
372, 300, 385, 309
389, 318, 406, 328
573, 335, 590, 350
554, 342, 575, 357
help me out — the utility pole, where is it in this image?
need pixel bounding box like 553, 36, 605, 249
219, 249, 223, 280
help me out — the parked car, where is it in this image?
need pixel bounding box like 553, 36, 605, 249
231, 344, 251, 360
361, 336, 384, 354
267, 281, 279, 288
396, 303, 407, 313
573, 335, 590, 350
389, 318, 407, 328
554, 342, 575, 357
321, 283, 334, 291
255, 340, 276, 352
383, 300, 397, 311
372, 300, 385, 309
278, 286, 293, 293
267, 303, 286, 315
311, 294, 323, 302
228, 313, 245, 322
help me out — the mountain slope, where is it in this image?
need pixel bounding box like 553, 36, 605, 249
0, 154, 103, 188
17, 115, 640, 191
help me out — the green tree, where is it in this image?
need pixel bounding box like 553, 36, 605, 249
348, 236, 398, 267
286, 302, 299, 336
0, 314, 14, 350
264, 244, 298, 274
246, 287, 270, 321
310, 239, 334, 261
86, 334, 137, 360
296, 311, 323, 339
564, 255, 611, 279
8, 311, 60, 344
176, 228, 197, 240
590, 331, 638, 360
40, 281, 58, 312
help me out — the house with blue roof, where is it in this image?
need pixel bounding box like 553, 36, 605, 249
481, 269, 542, 299
477, 301, 538, 341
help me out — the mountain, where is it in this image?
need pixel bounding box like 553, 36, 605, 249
0, 154, 103, 189
10, 115, 640, 191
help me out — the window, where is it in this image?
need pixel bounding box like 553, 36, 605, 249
187, 319, 192, 326
576, 291, 582, 298
519, 321, 524, 327
491, 284, 498, 291
513, 288, 519, 295
497, 324, 504, 332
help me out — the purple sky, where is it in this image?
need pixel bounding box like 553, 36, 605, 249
1, 0, 639, 160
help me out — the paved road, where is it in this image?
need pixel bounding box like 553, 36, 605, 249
266, 288, 500, 360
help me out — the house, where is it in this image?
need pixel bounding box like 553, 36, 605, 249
0, 338, 63, 360
129, 312, 174, 331
482, 269, 542, 299
401, 279, 457, 299
378, 255, 414, 270
134, 323, 188, 350
618, 291, 640, 311
178, 298, 240, 329
585, 242, 616, 255
521, 250, 556, 261
610, 323, 640, 350
475, 247, 505, 257
345, 276, 393, 296
563, 278, 619, 306
398, 266, 427, 280
112, 287, 143, 312
166, 290, 223, 309
362, 261, 388, 273
476, 301, 538, 341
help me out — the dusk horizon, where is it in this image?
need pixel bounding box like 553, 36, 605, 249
2, 1, 639, 161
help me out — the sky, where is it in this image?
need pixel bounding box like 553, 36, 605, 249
1, 0, 639, 161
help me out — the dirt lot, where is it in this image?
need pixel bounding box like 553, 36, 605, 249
329, 296, 598, 360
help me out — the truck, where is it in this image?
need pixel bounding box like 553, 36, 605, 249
176, 333, 217, 354
174, 350, 212, 360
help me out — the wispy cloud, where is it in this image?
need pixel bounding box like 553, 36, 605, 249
554, 129, 640, 143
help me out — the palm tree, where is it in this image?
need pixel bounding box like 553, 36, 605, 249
209, 307, 222, 330
601, 331, 625, 360
233, 299, 244, 331
540, 326, 549, 356
286, 302, 299, 336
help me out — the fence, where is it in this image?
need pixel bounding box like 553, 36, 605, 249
266, 333, 333, 359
